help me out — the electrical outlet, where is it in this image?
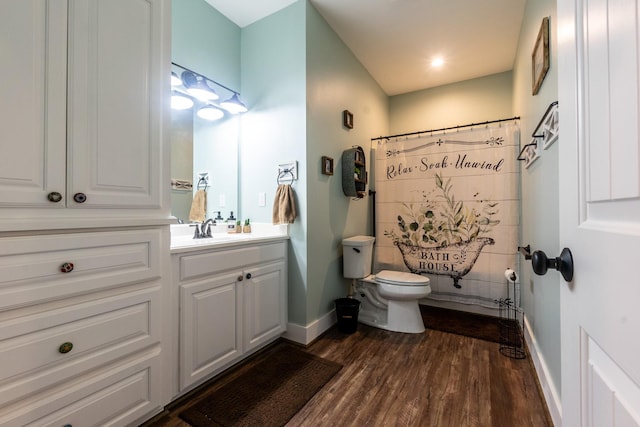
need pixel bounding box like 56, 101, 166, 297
258, 192, 266, 207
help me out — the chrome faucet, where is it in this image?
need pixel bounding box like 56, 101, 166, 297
191, 223, 201, 239
202, 218, 215, 237
191, 219, 216, 239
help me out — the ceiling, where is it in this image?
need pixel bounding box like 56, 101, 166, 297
204, 0, 526, 96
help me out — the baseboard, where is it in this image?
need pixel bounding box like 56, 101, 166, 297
283, 309, 336, 345
523, 314, 562, 427
419, 299, 499, 317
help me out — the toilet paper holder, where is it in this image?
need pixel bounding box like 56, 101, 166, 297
518, 244, 574, 282
517, 245, 532, 260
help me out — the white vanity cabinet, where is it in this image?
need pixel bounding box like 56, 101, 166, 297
0, 0, 168, 211
0, 228, 167, 426
175, 241, 288, 392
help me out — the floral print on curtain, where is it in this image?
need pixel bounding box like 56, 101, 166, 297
374, 123, 520, 309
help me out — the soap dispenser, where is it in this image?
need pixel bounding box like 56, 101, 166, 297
226, 211, 237, 232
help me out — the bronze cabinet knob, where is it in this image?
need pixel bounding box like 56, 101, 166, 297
59, 342, 73, 354
60, 262, 74, 273
47, 192, 63, 202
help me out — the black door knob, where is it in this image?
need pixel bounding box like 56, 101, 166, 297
531, 248, 574, 281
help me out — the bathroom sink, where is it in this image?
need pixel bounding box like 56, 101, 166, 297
171, 234, 237, 248
170, 223, 289, 250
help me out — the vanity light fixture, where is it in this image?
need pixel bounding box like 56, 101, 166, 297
171, 92, 194, 110
220, 93, 248, 114
182, 71, 219, 101
197, 105, 224, 121
171, 62, 248, 116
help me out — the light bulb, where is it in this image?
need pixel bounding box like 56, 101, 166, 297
171, 94, 194, 110
220, 93, 248, 114
197, 105, 224, 120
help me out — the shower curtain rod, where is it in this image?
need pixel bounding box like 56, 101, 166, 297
371, 116, 520, 142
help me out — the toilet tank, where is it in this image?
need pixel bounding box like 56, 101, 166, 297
342, 235, 375, 279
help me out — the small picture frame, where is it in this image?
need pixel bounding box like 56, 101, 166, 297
343, 110, 354, 129
321, 156, 334, 175
532, 17, 550, 95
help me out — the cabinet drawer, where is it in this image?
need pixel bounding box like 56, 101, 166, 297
0, 287, 160, 408
0, 348, 162, 427
179, 242, 286, 281
0, 229, 162, 309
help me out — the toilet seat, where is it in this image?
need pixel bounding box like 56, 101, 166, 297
375, 270, 429, 286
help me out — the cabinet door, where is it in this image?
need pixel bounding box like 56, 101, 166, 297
180, 271, 243, 390
0, 1, 67, 207
67, 0, 168, 209
244, 261, 287, 352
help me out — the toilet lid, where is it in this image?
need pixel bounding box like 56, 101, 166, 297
376, 270, 430, 286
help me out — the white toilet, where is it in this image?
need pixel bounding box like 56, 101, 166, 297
343, 236, 431, 333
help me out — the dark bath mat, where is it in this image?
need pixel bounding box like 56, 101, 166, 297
179, 342, 342, 427
420, 305, 504, 343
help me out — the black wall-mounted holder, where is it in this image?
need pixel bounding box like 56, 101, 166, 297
518, 245, 532, 260
531, 248, 574, 281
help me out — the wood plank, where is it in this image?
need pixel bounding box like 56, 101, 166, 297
143, 323, 552, 426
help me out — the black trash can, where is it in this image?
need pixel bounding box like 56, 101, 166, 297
335, 298, 361, 334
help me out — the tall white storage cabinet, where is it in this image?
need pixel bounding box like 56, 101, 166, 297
0, 0, 165, 212
0, 1, 171, 426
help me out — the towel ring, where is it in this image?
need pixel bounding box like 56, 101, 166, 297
196, 177, 208, 191
277, 169, 295, 185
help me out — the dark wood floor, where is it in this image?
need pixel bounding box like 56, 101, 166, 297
144, 323, 552, 427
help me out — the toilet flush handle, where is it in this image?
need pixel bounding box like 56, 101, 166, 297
352, 248, 361, 253
531, 248, 574, 282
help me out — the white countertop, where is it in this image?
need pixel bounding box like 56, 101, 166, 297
170, 223, 289, 254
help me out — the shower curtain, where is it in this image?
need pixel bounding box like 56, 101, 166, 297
374, 122, 520, 309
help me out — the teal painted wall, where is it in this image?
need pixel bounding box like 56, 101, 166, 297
238, 1, 387, 326
513, 0, 560, 403
305, 3, 388, 323
240, 2, 309, 325
172, 0, 240, 88
389, 72, 514, 135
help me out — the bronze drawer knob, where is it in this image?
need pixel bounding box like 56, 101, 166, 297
59, 342, 73, 354
47, 192, 63, 203
60, 262, 74, 273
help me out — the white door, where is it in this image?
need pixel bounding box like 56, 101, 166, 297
558, 0, 640, 425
